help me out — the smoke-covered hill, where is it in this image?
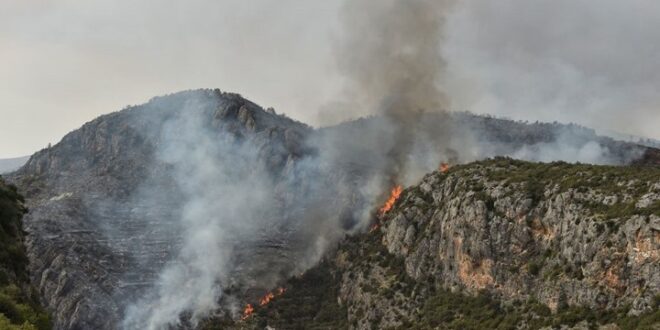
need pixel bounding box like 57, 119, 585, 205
7, 89, 660, 329
10, 89, 316, 329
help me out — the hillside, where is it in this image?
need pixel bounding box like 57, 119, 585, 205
9, 89, 312, 330
0, 177, 50, 329
7, 89, 660, 329
219, 159, 660, 330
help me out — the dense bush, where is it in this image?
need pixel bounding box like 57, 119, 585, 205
476, 157, 660, 220
410, 289, 659, 330
0, 178, 50, 330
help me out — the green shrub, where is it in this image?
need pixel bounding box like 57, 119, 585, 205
0, 179, 51, 330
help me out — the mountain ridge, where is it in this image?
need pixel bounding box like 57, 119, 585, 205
0, 157, 30, 175
5, 89, 660, 329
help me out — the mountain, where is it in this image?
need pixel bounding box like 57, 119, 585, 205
216, 159, 660, 330
0, 157, 30, 175
9, 89, 312, 329
5, 89, 660, 329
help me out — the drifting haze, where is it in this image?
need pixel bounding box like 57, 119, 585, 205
1, 0, 660, 157
443, 0, 660, 140
326, 0, 454, 121
330, 0, 456, 185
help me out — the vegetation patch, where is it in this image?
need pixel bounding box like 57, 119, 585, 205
407, 289, 660, 330
0, 177, 50, 330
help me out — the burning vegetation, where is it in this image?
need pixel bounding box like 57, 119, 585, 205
378, 185, 403, 216
241, 287, 287, 320
440, 162, 451, 173
371, 185, 404, 232
240, 304, 254, 321
259, 287, 286, 306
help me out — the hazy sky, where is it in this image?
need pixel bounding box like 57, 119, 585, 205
1, 0, 659, 157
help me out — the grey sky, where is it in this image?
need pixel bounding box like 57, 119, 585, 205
1, 0, 658, 157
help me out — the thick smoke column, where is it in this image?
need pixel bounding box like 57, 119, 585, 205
335, 0, 457, 184
337, 0, 454, 115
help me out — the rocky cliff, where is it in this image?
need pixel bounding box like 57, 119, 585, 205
226, 159, 659, 330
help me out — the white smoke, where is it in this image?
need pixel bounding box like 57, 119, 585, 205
123, 99, 278, 329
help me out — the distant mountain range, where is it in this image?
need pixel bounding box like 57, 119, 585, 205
0, 156, 29, 174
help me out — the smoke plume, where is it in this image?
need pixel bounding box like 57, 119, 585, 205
122, 98, 284, 328
333, 0, 457, 186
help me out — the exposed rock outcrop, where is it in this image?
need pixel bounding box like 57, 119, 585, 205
227, 159, 659, 330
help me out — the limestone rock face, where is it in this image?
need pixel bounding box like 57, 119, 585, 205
334, 160, 659, 329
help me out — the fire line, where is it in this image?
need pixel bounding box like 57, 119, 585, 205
241, 287, 287, 321
378, 185, 403, 216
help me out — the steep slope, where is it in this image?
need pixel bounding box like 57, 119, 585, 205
10, 89, 312, 329
224, 159, 659, 330
0, 177, 50, 329
8, 89, 660, 329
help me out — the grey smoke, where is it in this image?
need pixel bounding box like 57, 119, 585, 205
329, 0, 457, 186
334, 0, 454, 117
442, 0, 660, 140
123, 99, 282, 328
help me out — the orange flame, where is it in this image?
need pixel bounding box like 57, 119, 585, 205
241, 304, 254, 320
378, 185, 403, 216
440, 162, 450, 173
241, 287, 287, 320
259, 292, 275, 306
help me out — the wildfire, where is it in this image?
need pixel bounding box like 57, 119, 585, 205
378, 185, 403, 216
241, 287, 287, 321
440, 162, 450, 173
241, 304, 254, 320
259, 292, 275, 306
